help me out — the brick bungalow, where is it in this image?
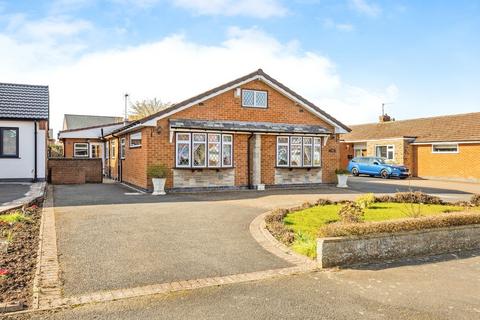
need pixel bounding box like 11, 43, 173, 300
101, 69, 350, 191
340, 112, 480, 183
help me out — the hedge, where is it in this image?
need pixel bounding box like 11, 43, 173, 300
319, 211, 480, 237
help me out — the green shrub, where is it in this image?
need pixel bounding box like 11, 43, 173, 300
355, 193, 375, 209
375, 192, 443, 205
319, 211, 480, 237
335, 168, 350, 175
146, 164, 169, 179
338, 202, 364, 223
471, 194, 480, 206
266, 221, 295, 245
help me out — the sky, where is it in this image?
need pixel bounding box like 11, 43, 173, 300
1, 0, 479, 133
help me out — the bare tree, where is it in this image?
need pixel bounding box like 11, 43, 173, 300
129, 98, 172, 120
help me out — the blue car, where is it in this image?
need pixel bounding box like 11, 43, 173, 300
347, 157, 410, 179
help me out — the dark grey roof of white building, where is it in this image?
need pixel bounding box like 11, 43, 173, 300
0, 82, 49, 120
170, 119, 331, 134
63, 114, 123, 130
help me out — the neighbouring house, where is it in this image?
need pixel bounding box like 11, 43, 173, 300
0, 82, 49, 181
340, 112, 480, 183
62, 114, 123, 130
58, 119, 125, 170
100, 69, 350, 191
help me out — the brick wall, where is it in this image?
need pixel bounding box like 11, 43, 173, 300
415, 143, 480, 182
116, 79, 342, 190
48, 158, 102, 184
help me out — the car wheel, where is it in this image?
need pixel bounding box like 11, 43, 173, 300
380, 170, 390, 179
352, 168, 360, 176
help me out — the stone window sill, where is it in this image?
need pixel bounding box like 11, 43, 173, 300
174, 167, 235, 171
275, 166, 322, 171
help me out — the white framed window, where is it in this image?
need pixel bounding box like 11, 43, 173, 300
175, 132, 233, 168
74, 143, 89, 158
276, 136, 322, 168
375, 145, 394, 160
222, 134, 233, 167
432, 144, 458, 153
276, 136, 289, 167
313, 138, 322, 166
208, 134, 221, 167
111, 140, 116, 159
176, 133, 191, 167
120, 138, 126, 159
241, 89, 268, 108
290, 136, 302, 167
130, 131, 142, 148
192, 133, 207, 168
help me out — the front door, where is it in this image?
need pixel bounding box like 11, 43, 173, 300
90, 143, 105, 174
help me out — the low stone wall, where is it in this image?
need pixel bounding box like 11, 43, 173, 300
172, 168, 235, 188
274, 168, 322, 185
48, 158, 102, 184
317, 224, 480, 268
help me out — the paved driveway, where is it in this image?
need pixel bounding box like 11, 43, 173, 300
53, 178, 478, 297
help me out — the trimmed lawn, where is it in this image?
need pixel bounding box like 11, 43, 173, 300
284, 203, 468, 258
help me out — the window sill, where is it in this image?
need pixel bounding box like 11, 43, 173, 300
129, 145, 142, 149
275, 166, 322, 170
0, 156, 20, 159
174, 167, 235, 171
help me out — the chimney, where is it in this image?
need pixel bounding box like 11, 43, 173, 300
379, 113, 392, 123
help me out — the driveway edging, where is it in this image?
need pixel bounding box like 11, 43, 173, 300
249, 211, 317, 267
32, 185, 62, 309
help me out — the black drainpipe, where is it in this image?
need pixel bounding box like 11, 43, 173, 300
247, 133, 254, 189
33, 121, 38, 182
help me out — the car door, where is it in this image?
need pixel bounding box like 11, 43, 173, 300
357, 157, 369, 174
370, 158, 383, 175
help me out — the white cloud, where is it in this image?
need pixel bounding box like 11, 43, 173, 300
171, 0, 287, 18
323, 18, 354, 32
349, 0, 381, 17
0, 23, 396, 132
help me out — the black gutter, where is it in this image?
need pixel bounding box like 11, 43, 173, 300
34, 121, 38, 182
247, 133, 254, 189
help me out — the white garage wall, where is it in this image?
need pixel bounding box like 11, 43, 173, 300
0, 120, 46, 180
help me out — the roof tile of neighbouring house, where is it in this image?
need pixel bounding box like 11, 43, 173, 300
0, 82, 49, 120
342, 112, 480, 143
170, 119, 331, 134
63, 114, 123, 130
110, 69, 351, 135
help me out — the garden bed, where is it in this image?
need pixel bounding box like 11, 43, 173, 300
266, 192, 480, 259
0, 204, 42, 309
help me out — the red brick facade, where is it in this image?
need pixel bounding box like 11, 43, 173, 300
104, 78, 344, 191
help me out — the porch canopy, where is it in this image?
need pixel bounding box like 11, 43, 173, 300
169, 119, 332, 135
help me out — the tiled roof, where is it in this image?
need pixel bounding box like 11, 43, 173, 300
170, 119, 331, 134
63, 114, 123, 130
342, 112, 480, 143
0, 82, 49, 120
111, 69, 350, 135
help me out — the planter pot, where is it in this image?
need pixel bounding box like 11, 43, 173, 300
152, 178, 166, 195
336, 174, 349, 188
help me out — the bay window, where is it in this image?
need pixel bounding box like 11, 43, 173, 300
276, 136, 322, 168
176, 132, 233, 168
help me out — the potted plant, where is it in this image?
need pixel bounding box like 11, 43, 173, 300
147, 164, 169, 195
335, 168, 350, 188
